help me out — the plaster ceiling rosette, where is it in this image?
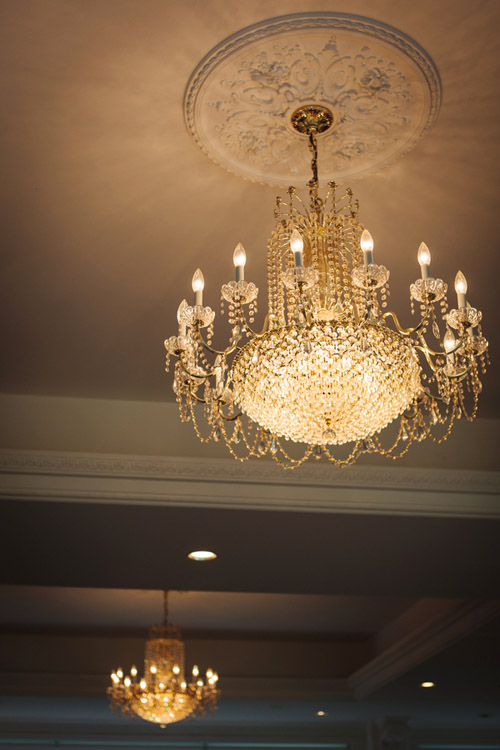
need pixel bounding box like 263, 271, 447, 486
184, 13, 441, 185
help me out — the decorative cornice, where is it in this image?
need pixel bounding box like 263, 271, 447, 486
0, 449, 499, 518
349, 599, 500, 699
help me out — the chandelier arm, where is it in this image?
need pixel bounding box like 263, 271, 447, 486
445, 363, 474, 380
177, 357, 211, 381
216, 402, 243, 422
415, 343, 441, 374
381, 310, 427, 336
196, 331, 240, 358
241, 313, 271, 339
420, 386, 453, 405
188, 389, 209, 405
415, 335, 466, 358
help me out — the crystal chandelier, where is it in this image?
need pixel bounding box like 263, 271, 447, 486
164, 105, 488, 469
108, 592, 219, 727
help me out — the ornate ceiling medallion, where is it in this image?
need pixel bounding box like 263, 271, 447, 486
184, 12, 441, 185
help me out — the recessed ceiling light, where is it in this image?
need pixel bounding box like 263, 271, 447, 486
188, 550, 217, 561
316, 710, 327, 717
420, 681, 435, 688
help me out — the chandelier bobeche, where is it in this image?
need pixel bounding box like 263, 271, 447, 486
165, 105, 488, 469
108, 592, 219, 727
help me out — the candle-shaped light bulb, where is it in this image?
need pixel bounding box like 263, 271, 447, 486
443, 329, 456, 354
116, 669, 123, 679
360, 229, 374, 267
192, 268, 204, 306
192, 665, 199, 677
173, 665, 180, 675
233, 242, 246, 282
417, 242, 431, 280
290, 229, 304, 267
150, 665, 157, 674
124, 676, 131, 687
140, 679, 147, 690
177, 298, 188, 337
454, 270, 467, 308
130, 666, 137, 677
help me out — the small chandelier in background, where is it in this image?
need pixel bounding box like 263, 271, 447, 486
108, 591, 219, 727
164, 105, 488, 469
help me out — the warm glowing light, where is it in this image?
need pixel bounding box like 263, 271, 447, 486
191, 268, 204, 292
455, 270, 467, 295
420, 681, 435, 688
150, 665, 157, 674
192, 665, 199, 677
360, 229, 374, 253
173, 665, 180, 675
316, 710, 327, 717
443, 329, 456, 354
290, 229, 304, 254
140, 679, 147, 689
124, 677, 131, 687
131, 666, 137, 677
197, 679, 203, 687
116, 669, 123, 679
233, 242, 247, 268
417, 242, 431, 267
188, 550, 217, 561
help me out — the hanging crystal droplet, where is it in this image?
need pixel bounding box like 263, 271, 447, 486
213, 425, 222, 442
232, 424, 240, 444
456, 406, 462, 419
432, 319, 440, 339
359, 439, 369, 452
270, 438, 277, 455
360, 334, 370, 353
401, 423, 409, 441
312, 445, 322, 459
302, 339, 312, 354
251, 348, 259, 365
257, 437, 267, 455
415, 422, 426, 440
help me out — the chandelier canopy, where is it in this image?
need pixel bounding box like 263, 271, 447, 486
164, 104, 488, 469
108, 592, 219, 727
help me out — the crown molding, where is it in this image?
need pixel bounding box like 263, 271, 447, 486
349, 598, 500, 699
0, 449, 499, 518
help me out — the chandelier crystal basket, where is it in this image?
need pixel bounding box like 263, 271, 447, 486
108, 592, 219, 727
164, 104, 488, 469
